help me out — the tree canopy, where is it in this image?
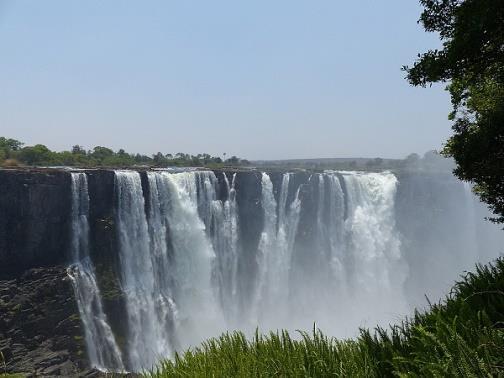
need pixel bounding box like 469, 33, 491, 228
404, 0, 504, 223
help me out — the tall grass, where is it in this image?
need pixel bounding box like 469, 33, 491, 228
148, 258, 504, 377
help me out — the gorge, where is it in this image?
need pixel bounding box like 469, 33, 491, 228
0, 167, 502, 375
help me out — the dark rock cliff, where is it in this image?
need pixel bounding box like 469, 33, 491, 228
0, 170, 72, 279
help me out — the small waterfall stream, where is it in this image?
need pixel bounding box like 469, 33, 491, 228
67, 172, 124, 371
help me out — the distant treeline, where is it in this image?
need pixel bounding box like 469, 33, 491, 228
253, 151, 455, 172
0, 136, 454, 172
0, 137, 250, 168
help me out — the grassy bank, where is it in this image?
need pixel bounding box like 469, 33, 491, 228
148, 258, 504, 377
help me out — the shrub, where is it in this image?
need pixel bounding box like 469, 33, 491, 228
1, 159, 21, 167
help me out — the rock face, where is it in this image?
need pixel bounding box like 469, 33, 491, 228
0, 267, 88, 376
0, 169, 72, 279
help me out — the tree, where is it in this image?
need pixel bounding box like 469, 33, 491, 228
0, 137, 23, 161
18, 144, 52, 165
58, 151, 77, 166
71, 145, 86, 155
404, 0, 504, 223
226, 156, 240, 165
90, 146, 114, 164
0, 137, 23, 151
153, 152, 167, 166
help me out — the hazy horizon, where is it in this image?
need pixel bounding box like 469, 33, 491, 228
0, 0, 451, 160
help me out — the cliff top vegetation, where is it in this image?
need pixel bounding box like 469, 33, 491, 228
0, 136, 455, 174
0, 137, 249, 169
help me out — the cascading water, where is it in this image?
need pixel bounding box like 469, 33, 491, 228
340, 171, 408, 329
72, 168, 502, 372
202, 172, 240, 324
253, 172, 278, 321
325, 173, 346, 283
252, 173, 302, 327
145, 171, 224, 349
115, 170, 225, 370
115, 171, 174, 371
67, 172, 124, 371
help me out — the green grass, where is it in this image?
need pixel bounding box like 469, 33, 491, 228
147, 258, 504, 377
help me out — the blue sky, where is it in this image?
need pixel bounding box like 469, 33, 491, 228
0, 0, 451, 160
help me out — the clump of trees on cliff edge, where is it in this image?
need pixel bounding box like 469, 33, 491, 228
0, 137, 250, 169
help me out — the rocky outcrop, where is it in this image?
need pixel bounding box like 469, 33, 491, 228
0, 267, 89, 376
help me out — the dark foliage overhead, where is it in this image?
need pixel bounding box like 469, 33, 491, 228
404, 0, 504, 223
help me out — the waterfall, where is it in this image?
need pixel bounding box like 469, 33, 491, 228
253, 172, 278, 322
253, 172, 302, 327
145, 171, 224, 349
67, 172, 124, 371
115, 171, 173, 371
326, 173, 346, 282
340, 171, 407, 328
70, 168, 503, 372
206, 172, 239, 323
115, 170, 224, 370
69, 172, 90, 263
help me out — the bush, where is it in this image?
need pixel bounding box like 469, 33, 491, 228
1, 159, 21, 167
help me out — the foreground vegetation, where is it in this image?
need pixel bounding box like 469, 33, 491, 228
148, 258, 504, 377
